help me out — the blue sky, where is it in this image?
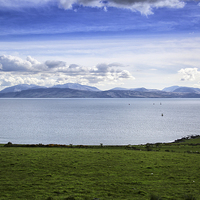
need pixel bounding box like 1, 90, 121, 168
0, 0, 200, 90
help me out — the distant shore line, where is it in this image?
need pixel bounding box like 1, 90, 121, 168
3, 135, 200, 148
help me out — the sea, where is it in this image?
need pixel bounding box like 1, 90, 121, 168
0, 98, 200, 145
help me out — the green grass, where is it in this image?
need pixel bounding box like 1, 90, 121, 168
0, 138, 200, 200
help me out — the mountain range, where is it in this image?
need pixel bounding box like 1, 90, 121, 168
0, 83, 100, 93
0, 84, 200, 98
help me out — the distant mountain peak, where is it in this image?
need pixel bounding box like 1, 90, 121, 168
131, 87, 149, 92
162, 86, 180, 92
110, 87, 129, 91
0, 83, 100, 93
173, 87, 200, 93
162, 86, 200, 93
52, 83, 100, 91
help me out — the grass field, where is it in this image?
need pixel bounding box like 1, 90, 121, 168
0, 136, 200, 200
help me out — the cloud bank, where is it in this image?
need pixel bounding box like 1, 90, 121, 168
178, 68, 200, 81
0, 0, 186, 15
58, 0, 185, 15
0, 55, 134, 88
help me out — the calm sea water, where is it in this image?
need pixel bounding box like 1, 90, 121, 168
0, 98, 200, 145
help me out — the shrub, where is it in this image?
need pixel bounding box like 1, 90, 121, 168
145, 143, 152, 151
4, 142, 13, 147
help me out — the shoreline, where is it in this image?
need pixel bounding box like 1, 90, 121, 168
2, 135, 200, 149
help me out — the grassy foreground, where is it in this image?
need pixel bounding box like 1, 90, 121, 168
0, 137, 200, 200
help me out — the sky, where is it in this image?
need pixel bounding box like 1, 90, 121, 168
0, 0, 200, 91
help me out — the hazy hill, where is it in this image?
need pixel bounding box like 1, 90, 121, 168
162, 86, 180, 92
0, 83, 100, 94
0, 87, 200, 98
0, 84, 46, 93
173, 87, 200, 93
163, 86, 200, 93
111, 87, 161, 92
131, 87, 149, 92
110, 87, 129, 91
52, 83, 100, 91
1, 84, 200, 98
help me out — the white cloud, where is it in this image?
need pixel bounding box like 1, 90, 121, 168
0, 0, 186, 15
58, 0, 77, 9
178, 68, 200, 81
45, 60, 66, 68
108, 0, 185, 15
0, 55, 32, 72
57, 0, 185, 15
0, 55, 47, 72
0, 73, 52, 87
119, 70, 133, 79
58, 0, 103, 9
0, 55, 134, 89
26, 56, 41, 65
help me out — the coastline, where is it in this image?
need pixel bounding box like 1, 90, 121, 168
2, 135, 200, 152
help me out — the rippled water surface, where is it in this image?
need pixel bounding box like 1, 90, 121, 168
0, 98, 200, 145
